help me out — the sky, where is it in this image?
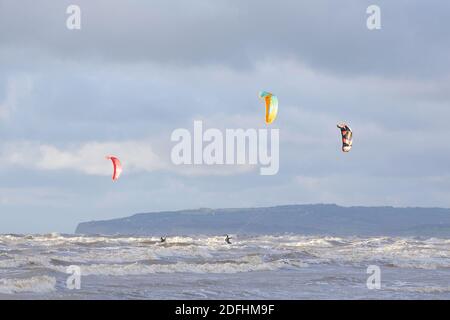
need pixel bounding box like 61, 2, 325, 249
1, 0, 450, 233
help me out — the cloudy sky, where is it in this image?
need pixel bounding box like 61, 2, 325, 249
1, 0, 449, 233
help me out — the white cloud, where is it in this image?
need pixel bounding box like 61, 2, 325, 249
1, 140, 165, 176
0, 139, 259, 177
0, 77, 33, 120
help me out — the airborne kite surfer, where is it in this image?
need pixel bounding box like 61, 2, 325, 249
337, 123, 353, 152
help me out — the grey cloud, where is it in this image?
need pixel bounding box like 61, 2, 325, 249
1, 0, 449, 78
1, 1, 450, 233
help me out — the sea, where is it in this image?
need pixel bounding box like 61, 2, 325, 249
0, 234, 449, 299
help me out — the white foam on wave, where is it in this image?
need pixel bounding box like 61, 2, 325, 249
0, 254, 52, 269
0, 258, 24, 268
47, 256, 307, 276
277, 236, 450, 269
1, 234, 449, 272
388, 285, 450, 294
0, 276, 56, 294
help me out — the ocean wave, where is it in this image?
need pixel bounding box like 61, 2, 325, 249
38, 254, 307, 276
49, 258, 306, 276
389, 286, 450, 294
1, 234, 449, 272
0, 276, 56, 294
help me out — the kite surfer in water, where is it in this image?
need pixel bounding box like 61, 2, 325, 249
225, 235, 232, 244
160, 237, 166, 243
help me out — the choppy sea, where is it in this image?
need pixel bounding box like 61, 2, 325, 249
0, 234, 449, 299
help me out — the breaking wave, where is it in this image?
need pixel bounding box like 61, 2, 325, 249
0, 276, 56, 294
1, 233, 449, 298
1, 234, 449, 272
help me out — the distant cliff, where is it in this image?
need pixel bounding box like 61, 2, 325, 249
75, 204, 450, 237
